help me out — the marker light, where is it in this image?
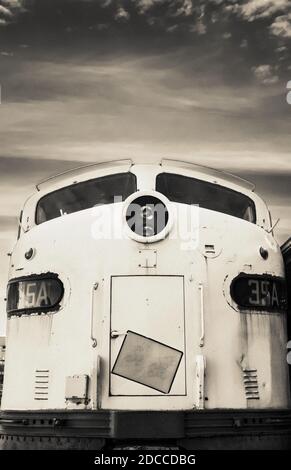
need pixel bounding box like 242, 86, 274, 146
230, 274, 287, 312
7, 274, 64, 316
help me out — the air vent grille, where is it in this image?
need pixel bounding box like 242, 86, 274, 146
34, 369, 49, 401
243, 368, 260, 400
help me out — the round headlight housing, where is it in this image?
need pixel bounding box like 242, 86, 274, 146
124, 191, 172, 243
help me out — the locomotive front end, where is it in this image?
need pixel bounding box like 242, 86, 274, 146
0, 159, 290, 450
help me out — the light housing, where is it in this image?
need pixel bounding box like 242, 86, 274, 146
230, 274, 287, 312
123, 191, 172, 243
7, 273, 64, 317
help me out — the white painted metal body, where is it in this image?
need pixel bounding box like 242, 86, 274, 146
1, 161, 290, 413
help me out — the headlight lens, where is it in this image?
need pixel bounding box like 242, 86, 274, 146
7, 274, 64, 316
126, 195, 169, 237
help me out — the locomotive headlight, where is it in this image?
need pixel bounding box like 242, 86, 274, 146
7, 274, 64, 316
124, 191, 172, 243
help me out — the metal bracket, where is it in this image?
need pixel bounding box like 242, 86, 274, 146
137, 249, 157, 268
111, 330, 127, 339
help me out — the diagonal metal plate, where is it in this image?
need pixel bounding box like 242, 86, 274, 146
112, 331, 183, 394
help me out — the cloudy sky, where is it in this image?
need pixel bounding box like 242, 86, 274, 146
0, 0, 291, 333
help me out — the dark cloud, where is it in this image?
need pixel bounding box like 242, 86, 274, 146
0, 156, 86, 184
0, 2, 290, 170
236, 170, 291, 205
0, 0, 290, 79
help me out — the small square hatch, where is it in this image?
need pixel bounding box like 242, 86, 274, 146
65, 374, 88, 401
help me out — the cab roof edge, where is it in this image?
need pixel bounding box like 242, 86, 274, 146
161, 158, 256, 192
35, 159, 134, 191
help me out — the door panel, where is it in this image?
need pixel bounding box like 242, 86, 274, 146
110, 276, 186, 396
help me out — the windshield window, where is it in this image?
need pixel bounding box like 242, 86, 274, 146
36, 172, 137, 225
156, 173, 256, 223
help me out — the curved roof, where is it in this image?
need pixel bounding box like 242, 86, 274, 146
161, 159, 255, 192
36, 159, 133, 191
35, 158, 255, 193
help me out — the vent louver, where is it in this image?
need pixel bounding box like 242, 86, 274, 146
34, 369, 49, 401
243, 368, 260, 400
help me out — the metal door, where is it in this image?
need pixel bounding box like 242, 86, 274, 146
110, 276, 186, 396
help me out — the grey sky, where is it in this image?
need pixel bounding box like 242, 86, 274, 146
0, 0, 291, 333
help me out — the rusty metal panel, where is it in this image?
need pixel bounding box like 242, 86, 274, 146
112, 331, 183, 394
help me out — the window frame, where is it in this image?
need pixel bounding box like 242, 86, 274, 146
156, 172, 257, 224
35, 172, 137, 226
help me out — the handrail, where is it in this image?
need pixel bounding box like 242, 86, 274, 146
161, 158, 255, 192
36, 159, 133, 191
90, 282, 99, 348
199, 283, 205, 348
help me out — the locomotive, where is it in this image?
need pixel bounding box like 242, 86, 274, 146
0, 159, 290, 449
